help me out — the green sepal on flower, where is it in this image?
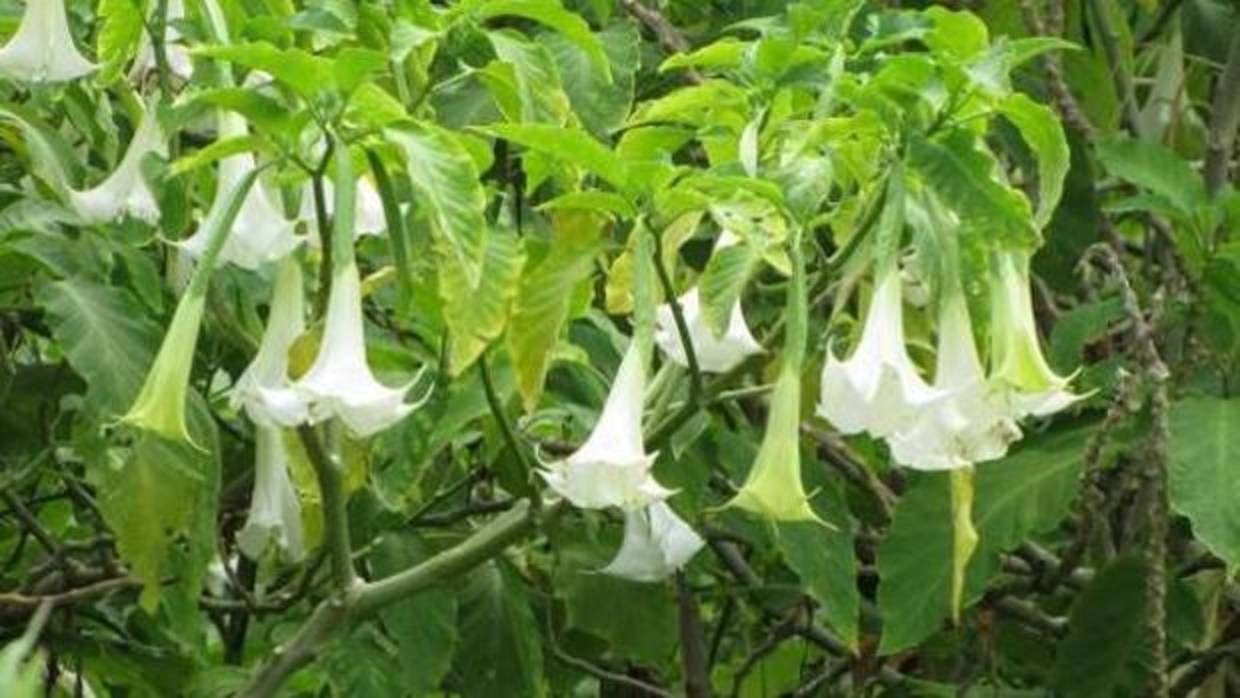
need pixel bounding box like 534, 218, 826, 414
120, 167, 260, 445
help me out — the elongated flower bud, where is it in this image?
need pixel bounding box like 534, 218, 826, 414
69, 103, 165, 224
121, 168, 258, 443
541, 342, 674, 511
600, 501, 704, 582
0, 0, 96, 82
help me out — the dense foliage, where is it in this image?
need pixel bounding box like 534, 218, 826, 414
1, 0, 1240, 696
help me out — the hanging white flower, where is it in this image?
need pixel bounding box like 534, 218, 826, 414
129, 0, 193, 81
541, 343, 674, 511
179, 112, 302, 269
236, 426, 305, 562
888, 293, 1022, 470
68, 104, 165, 224
988, 252, 1085, 418
655, 231, 762, 373
231, 257, 310, 427
0, 0, 97, 82
600, 501, 705, 582
817, 268, 944, 438
300, 178, 388, 240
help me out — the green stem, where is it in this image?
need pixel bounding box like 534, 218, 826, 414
295, 425, 356, 591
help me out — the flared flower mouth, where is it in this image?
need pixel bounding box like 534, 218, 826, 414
178, 112, 303, 269
292, 264, 422, 438
69, 103, 165, 225
988, 253, 1085, 418
817, 269, 946, 438
0, 0, 97, 83
888, 293, 1022, 471
599, 501, 705, 582
236, 426, 305, 562
541, 343, 673, 511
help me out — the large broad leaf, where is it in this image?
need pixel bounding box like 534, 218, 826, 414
545, 21, 639, 137
1095, 136, 1207, 214
776, 484, 860, 650
908, 130, 1038, 251
96, 0, 145, 81
506, 210, 605, 410
877, 472, 955, 654
387, 121, 489, 287
486, 31, 573, 125
195, 43, 336, 99
481, 123, 632, 193
1168, 397, 1240, 569
36, 279, 161, 414
439, 228, 526, 376
998, 93, 1070, 228
553, 537, 678, 663
472, 0, 610, 80
1052, 556, 1150, 698
879, 426, 1089, 653
452, 561, 544, 698
371, 532, 460, 696
0, 103, 83, 189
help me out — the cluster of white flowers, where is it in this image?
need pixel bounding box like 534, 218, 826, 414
817, 253, 1082, 471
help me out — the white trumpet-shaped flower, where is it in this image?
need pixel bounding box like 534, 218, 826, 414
888, 293, 1022, 470
541, 343, 674, 511
0, 0, 96, 82
817, 268, 944, 438
236, 426, 305, 562
600, 501, 705, 582
232, 258, 310, 426
300, 178, 387, 239
180, 112, 302, 268
655, 232, 762, 373
129, 0, 193, 80
69, 104, 165, 224
288, 159, 419, 438
656, 289, 762, 373
989, 253, 1085, 418
293, 258, 417, 437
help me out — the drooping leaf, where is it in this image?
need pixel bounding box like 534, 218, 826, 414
387, 121, 489, 286
1052, 556, 1150, 698
195, 42, 335, 99
440, 228, 527, 375
998, 93, 1070, 228
481, 122, 632, 193
473, 0, 610, 81
1168, 397, 1240, 570
1095, 136, 1207, 214
697, 242, 761, 337
452, 561, 544, 698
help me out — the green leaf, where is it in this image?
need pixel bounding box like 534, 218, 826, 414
554, 538, 678, 663
96, 0, 146, 81
440, 228, 526, 375
0, 102, 83, 189
1168, 397, 1240, 569
371, 532, 459, 696
877, 472, 954, 655
1095, 136, 1207, 214
924, 7, 989, 60
909, 131, 1038, 251
332, 48, 389, 95
507, 210, 605, 410
776, 517, 860, 649
36, 279, 161, 414
474, 0, 610, 81
545, 21, 639, 137
659, 38, 747, 73
1052, 556, 1149, 698
191, 87, 306, 137
998, 93, 1070, 228
697, 242, 761, 337
1048, 297, 1124, 373
453, 561, 544, 698
195, 42, 335, 99
480, 122, 632, 193
387, 121, 489, 286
